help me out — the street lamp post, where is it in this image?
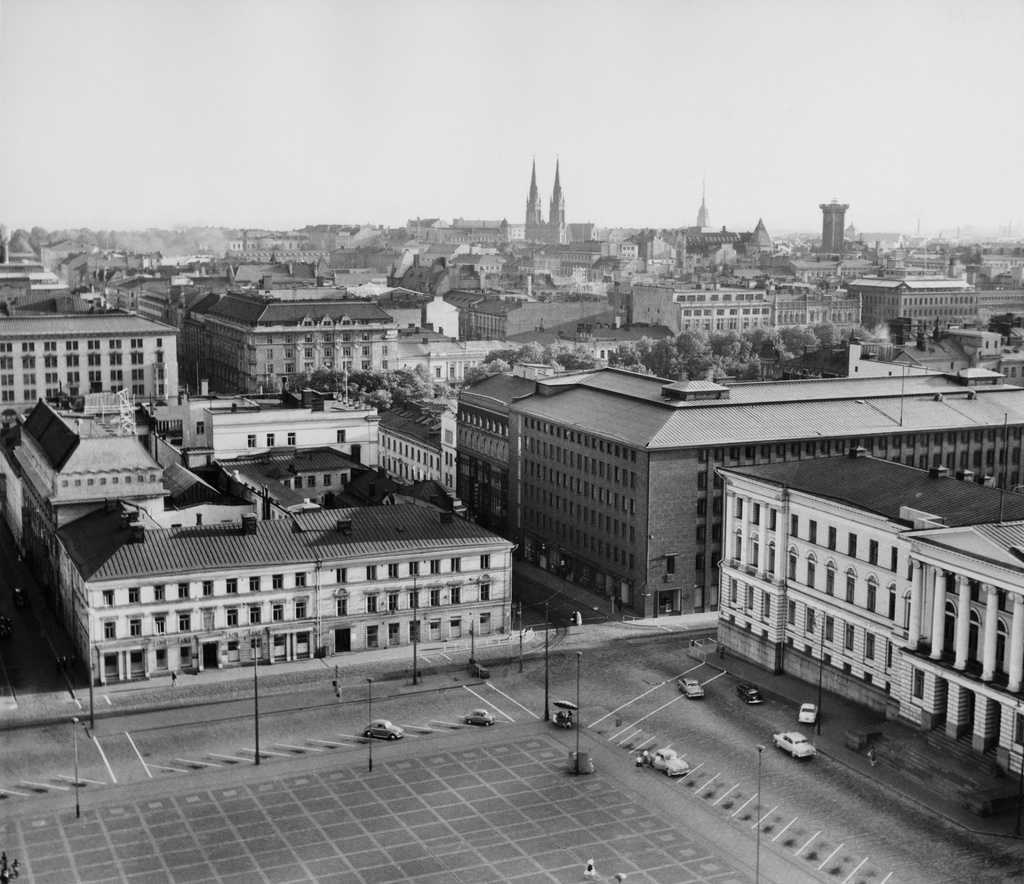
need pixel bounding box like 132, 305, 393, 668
756, 744, 765, 883
72, 716, 80, 819
544, 602, 550, 721
816, 611, 824, 736
367, 677, 374, 772
469, 617, 476, 669
574, 651, 582, 774
252, 637, 260, 766
411, 582, 419, 686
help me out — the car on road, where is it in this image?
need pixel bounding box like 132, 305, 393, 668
651, 747, 690, 777
364, 719, 404, 740
798, 703, 818, 724
773, 731, 816, 758
12, 586, 28, 608
679, 677, 705, 698
465, 709, 495, 726
736, 682, 764, 704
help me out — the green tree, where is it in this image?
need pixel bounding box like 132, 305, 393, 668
544, 340, 600, 371
674, 331, 713, 379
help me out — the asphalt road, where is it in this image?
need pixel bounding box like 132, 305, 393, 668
4, 632, 1023, 883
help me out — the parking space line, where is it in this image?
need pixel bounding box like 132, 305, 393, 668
399, 724, 437, 733
431, 720, 466, 728
464, 685, 516, 721
795, 830, 820, 857
22, 780, 67, 791
753, 805, 777, 830
613, 728, 641, 744
92, 735, 117, 784
240, 747, 289, 757
148, 763, 189, 774
337, 734, 370, 742
308, 739, 346, 748
103, 694, 111, 705
125, 731, 152, 779
0, 787, 30, 797
590, 681, 672, 727
772, 817, 797, 842
731, 794, 755, 817
208, 753, 250, 762
713, 784, 738, 806
482, 683, 537, 718
702, 670, 726, 684
878, 873, 893, 884
175, 758, 222, 767
842, 857, 868, 884
56, 774, 104, 785
678, 761, 703, 782
695, 772, 720, 795
818, 843, 843, 871
276, 743, 323, 752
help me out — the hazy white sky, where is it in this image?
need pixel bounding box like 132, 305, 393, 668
2, 0, 1022, 236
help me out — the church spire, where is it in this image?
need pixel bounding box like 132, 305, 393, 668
696, 174, 710, 229
529, 157, 539, 202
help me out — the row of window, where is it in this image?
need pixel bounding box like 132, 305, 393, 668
8, 337, 156, 353
245, 429, 347, 448
100, 558, 494, 606
61, 472, 156, 491
522, 417, 638, 464
526, 454, 636, 491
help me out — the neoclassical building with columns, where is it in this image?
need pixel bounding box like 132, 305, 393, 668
719, 450, 1024, 773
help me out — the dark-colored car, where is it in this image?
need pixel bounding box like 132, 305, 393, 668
12, 587, 28, 608
736, 682, 764, 704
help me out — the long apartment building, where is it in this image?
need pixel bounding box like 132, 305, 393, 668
56, 503, 513, 685
0, 314, 178, 409
500, 366, 1024, 618
718, 452, 1024, 774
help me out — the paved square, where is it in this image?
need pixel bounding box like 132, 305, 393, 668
0, 735, 751, 883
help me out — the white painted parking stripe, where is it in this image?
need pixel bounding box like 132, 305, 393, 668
175, 758, 222, 767
614, 728, 641, 745
713, 783, 738, 806
753, 805, 777, 830
208, 753, 250, 762
842, 857, 868, 884
772, 817, 798, 842
590, 681, 672, 727
240, 747, 289, 757
0, 787, 30, 797
464, 685, 515, 721
878, 873, 893, 884
794, 830, 820, 857
677, 762, 703, 781
695, 772, 720, 794
56, 774, 105, 785
148, 763, 189, 773
731, 794, 755, 817
482, 683, 537, 718
92, 735, 117, 784
308, 739, 347, 747
276, 743, 323, 752
125, 731, 151, 779
430, 720, 466, 728
22, 780, 67, 791
818, 843, 843, 871
701, 670, 726, 684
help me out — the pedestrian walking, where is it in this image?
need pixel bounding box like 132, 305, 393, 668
635, 754, 643, 769
583, 857, 596, 879
171, 671, 177, 688
867, 748, 877, 767
719, 646, 725, 660
642, 749, 650, 767
575, 610, 583, 627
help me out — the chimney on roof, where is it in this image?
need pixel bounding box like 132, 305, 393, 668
956, 469, 975, 482
336, 518, 353, 534
241, 512, 258, 535
928, 465, 950, 479
130, 525, 145, 544
848, 447, 867, 458
196, 513, 202, 525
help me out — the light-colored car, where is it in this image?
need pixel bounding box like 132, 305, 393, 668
465, 709, 495, 726
679, 678, 705, 698
651, 747, 691, 777
798, 703, 818, 725
364, 718, 404, 740
773, 731, 816, 758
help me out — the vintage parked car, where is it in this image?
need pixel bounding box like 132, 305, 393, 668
736, 683, 764, 704
651, 747, 691, 777
364, 719, 404, 740
465, 709, 496, 726
798, 703, 818, 725
773, 731, 816, 758
679, 678, 705, 698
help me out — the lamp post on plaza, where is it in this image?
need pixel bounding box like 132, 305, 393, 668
411, 581, 419, 686
574, 652, 582, 774
816, 612, 825, 736
72, 716, 81, 819
367, 677, 374, 772
544, 602, 550, 721
469, 616, 476, 670
755, 744, 765, 883
251, 636, 260, 766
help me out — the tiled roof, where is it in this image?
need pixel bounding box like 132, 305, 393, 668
379, 408, 440, 444
258, 302, 393, 325
208, 294, 268, 324
722, 454, 1024, 528
227, 447, 358, 474
0, 314, 175, 337
58, 503, 509, 582
460, 373, 538, 408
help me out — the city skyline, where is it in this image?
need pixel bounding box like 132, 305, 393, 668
1, 0, 1022, 236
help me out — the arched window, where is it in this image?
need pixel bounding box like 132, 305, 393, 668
845, 569, 857, 604
806, 553, 817, 589
825, 563, 836, 596
998, 618, 1009, 674
867, 577, 878, 613
767, 541, 776, 576
734, 528, 743, 562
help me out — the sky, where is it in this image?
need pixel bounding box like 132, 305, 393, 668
2, 0, 1022, 237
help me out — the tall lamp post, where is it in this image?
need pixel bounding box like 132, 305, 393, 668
72, 716, 81, 819
469, 616, 476, 669
544, 602, 550, 721
251, 637, 260, 766
755, 744, 765, 883
574, 651, 582, 774
816, 611, 824, 736
367, 677, 374, 772
411, 581, 419, 686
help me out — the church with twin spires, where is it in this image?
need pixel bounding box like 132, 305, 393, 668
524, 158, 567, 245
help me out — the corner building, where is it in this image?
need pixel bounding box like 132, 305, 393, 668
718, 452, 1024, 774
505, 367, 1024, 618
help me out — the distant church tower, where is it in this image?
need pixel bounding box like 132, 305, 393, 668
525, 159, 567, 244
819, 199, 849, 255
696, 177, 710, 229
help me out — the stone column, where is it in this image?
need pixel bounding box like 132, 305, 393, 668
954, 575, 971, 670
946, 680, 971, 739
1009, 594, 1024, 693
930, 569, 947, 660
982, 584, 1000, 682
909, 559, 924, 645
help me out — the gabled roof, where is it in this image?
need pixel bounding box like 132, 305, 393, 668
23, 400, 78, 470
258, 301, 393, 325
